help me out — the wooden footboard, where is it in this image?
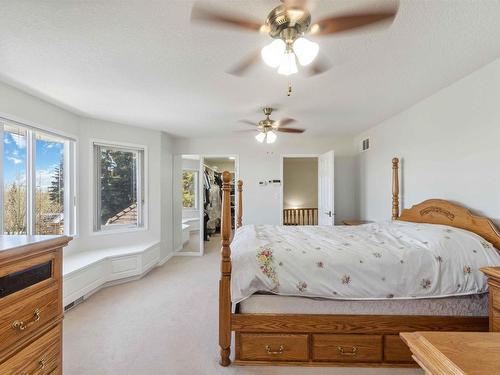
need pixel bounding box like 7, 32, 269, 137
231, 313, 488, 367
218, 159, 498, 367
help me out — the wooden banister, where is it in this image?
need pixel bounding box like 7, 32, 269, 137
219, 171, 232, 366
392, 157, 400, 220
283, 208, 318, 226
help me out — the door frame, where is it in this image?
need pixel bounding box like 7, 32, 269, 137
200, 154, 239, 255
280, 154, 320, 225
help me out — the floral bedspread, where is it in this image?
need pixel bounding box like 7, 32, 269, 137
230, 221, 500, 303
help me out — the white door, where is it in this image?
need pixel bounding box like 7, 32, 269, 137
318, 151, 335, 225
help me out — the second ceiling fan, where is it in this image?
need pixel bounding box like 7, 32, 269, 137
239, 107, 305, 144
192, 0, 398, 76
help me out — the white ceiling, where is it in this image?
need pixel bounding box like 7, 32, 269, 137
1, 0, 500, 137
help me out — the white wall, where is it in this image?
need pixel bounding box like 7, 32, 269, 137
160, 133, 174, 261
173, 135, 358, 225
283, 157, 318, 209
0, 81, 174, 258
356, 58, 500, 227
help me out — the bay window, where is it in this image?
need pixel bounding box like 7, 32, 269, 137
93, 141, 146, 233
1, 119, 76, 235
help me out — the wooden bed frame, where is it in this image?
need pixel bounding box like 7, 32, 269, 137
218, 158, 500, 367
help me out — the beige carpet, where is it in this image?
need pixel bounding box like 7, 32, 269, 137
63, 235, 423, 375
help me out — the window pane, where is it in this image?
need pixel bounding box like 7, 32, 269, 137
35, 133, 65, 235
3, 125, 27, 234
99, 147, 139, 229
182, 171, 197, 209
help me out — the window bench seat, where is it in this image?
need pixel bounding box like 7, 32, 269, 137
63, 241, 169, 308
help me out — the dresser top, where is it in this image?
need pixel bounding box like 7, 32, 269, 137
401, 331, 500, 375
0, 235, 71, 253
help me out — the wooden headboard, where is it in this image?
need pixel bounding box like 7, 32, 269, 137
392, 158, 500, 250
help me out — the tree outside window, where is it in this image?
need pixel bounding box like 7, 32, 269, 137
93, 143, 145, 232
2, 123, 75, 235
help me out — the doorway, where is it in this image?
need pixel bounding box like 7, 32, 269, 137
178, 154, 202, 255
201, 156, 237, 254
173, 154, 238, 257
282, 156, 319, 225
281, 151, 335, 226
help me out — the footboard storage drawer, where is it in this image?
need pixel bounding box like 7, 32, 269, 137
312, 334, 383, 362
383, 335, 413, 363
0, 324, 61, 375
238, 333, 309, 362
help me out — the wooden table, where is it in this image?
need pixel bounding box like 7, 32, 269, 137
400, 332, 500, 375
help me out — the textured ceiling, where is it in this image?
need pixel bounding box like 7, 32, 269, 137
1, 0, 500, 137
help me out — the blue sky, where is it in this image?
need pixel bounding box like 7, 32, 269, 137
3, 131, 63, 190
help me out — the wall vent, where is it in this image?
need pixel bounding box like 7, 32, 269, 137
64, 296, 84, 312
360, 138, 370, 152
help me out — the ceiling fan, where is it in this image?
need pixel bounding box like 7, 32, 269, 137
239, 107, 305, 144
191, 0, 398, 76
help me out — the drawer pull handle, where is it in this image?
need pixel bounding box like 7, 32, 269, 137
337, 346, 358, 356
12, 308, 41, 332
265, 345, 284, 355
20, 357, 46, 375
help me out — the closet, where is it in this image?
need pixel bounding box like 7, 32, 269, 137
203, 158, 235, 242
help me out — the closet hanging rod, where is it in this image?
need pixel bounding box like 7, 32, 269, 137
204, 164, 221, 172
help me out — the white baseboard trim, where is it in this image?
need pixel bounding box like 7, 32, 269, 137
63, 243, 175, 308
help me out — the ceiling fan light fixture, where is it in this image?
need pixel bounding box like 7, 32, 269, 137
255, 132, 266, 143
293, 37, 319, 66
278, 50, 298, 76
261, 39, 285, 68
266, 130, 277, 144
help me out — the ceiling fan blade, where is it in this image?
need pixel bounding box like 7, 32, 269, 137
276, 128, 305, 133
191, 3, 264, 32
238, 119, 257, 126
276, 118, 297, 127
227, 50, 261, 76
311, 10, 397, 36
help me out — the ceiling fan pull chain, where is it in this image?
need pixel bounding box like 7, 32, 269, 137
287, 81, 292, 97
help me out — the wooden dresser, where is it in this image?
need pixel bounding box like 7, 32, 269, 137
0, 235, 71, 375
480, 267, 500, 332
401, 331, 500, 375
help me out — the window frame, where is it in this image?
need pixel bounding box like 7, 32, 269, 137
0, 117, 77, 236
182, 169, 199, 211
90, 139, 148, 235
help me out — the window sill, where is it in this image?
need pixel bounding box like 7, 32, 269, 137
90, 226, 148, 237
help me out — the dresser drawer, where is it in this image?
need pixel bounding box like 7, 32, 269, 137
0, 324, 61, 375
312, 334, 382, 362
0, 283, 60, 356
238, 333, 309, 362
0, 251, 59, 303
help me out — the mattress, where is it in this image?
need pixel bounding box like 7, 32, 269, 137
238, 293, 488, 316
231, 221, 500, 302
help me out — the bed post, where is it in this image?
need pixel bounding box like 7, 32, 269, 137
392, 157, 400, 220
219, 171, 232, 366
236, 180, 243, 229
